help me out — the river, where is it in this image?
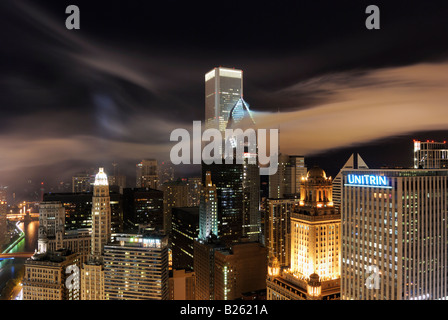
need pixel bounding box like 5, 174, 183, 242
0, 220, 39, 294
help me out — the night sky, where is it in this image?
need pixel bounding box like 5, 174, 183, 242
1, 0, 448, 200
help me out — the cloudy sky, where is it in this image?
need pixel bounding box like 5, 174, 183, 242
1, 0, 448, 199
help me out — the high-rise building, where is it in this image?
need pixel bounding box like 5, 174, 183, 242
136, 159, 158, 189
341, 168, 448, 300
72, 172, 94, 193
169, 269, 196, 300
214, 241, 268, 300
38, 201, 65, 238
202, 161, 260, 246
161, 181, 190, 234
413, 140, 448, 169
193, 236, 226, 300
91, 168, 111, 257
205, 67, 243, 134
265, 199, 298, 268
23, 249, 80, 300
269, 155, 307, 199
267, 166, 341, 300
122, 187, 164, 232
332, 153, 369, 210
81, 168, 112, 300
103, 233, 169, 300
198, 172, 218, 240
171, 207, 199, 271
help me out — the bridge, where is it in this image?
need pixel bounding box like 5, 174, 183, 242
0, 252, 34, 259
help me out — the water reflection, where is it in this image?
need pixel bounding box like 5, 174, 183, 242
0, 220, 39, 294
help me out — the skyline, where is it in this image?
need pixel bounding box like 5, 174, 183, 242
1, 0, 448, 197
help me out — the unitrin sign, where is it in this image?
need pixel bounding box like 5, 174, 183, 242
345, 174, 391, 188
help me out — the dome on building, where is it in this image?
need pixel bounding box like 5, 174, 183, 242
307, 166, 327, 179
94, 167, 108, 186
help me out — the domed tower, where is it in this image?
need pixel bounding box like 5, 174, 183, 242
299, 166, 334, 211
91, 167, 111, 257
306, 273, 322, 300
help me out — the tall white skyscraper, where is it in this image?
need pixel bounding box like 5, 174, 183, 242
205, 67, 243, 133
91, 167, 111, 257
341, 167, 448, 300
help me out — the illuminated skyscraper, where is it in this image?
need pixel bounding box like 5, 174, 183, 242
103, 233, 169, 300
202, 161, 260, 245
341, 168, 448, 300
266, 166, 341, 300
81, 167, 111, 300
413, 140, 448, 169
265, 198, 297, 268
198, 172, 218, 240
205, 67, 243, 134
91, 168, 111, 257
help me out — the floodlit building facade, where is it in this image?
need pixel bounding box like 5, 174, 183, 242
341, 168, 448, 300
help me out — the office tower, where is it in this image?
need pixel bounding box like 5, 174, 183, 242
205, 67, 243, 133
214, 241, 268, 300
91, 168, 111, 257
23, 249, 80, 300
43, 192, 123, 234
341, 167, 448, 300
332, 153, 369, 210
414, 139, 448, 169
72, 172, 93, 193
265, 199, 298, 268
0, 201, 7, 246
161, 181, 190, 234
198, 172, 218, 240
202, 161, 260, 246
169, 269, 196, 300
267, 166, 341, 300
103, 233, 169, 300
81, 261, 104, 300
193, 236, 226, 300
38, 201, 65, 238
269, 155, 307, 199
122, 187, 164, 232
171, 207, 199, 270
136, 159, 158, 189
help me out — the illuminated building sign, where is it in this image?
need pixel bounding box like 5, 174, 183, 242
345, 174, 391, 188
